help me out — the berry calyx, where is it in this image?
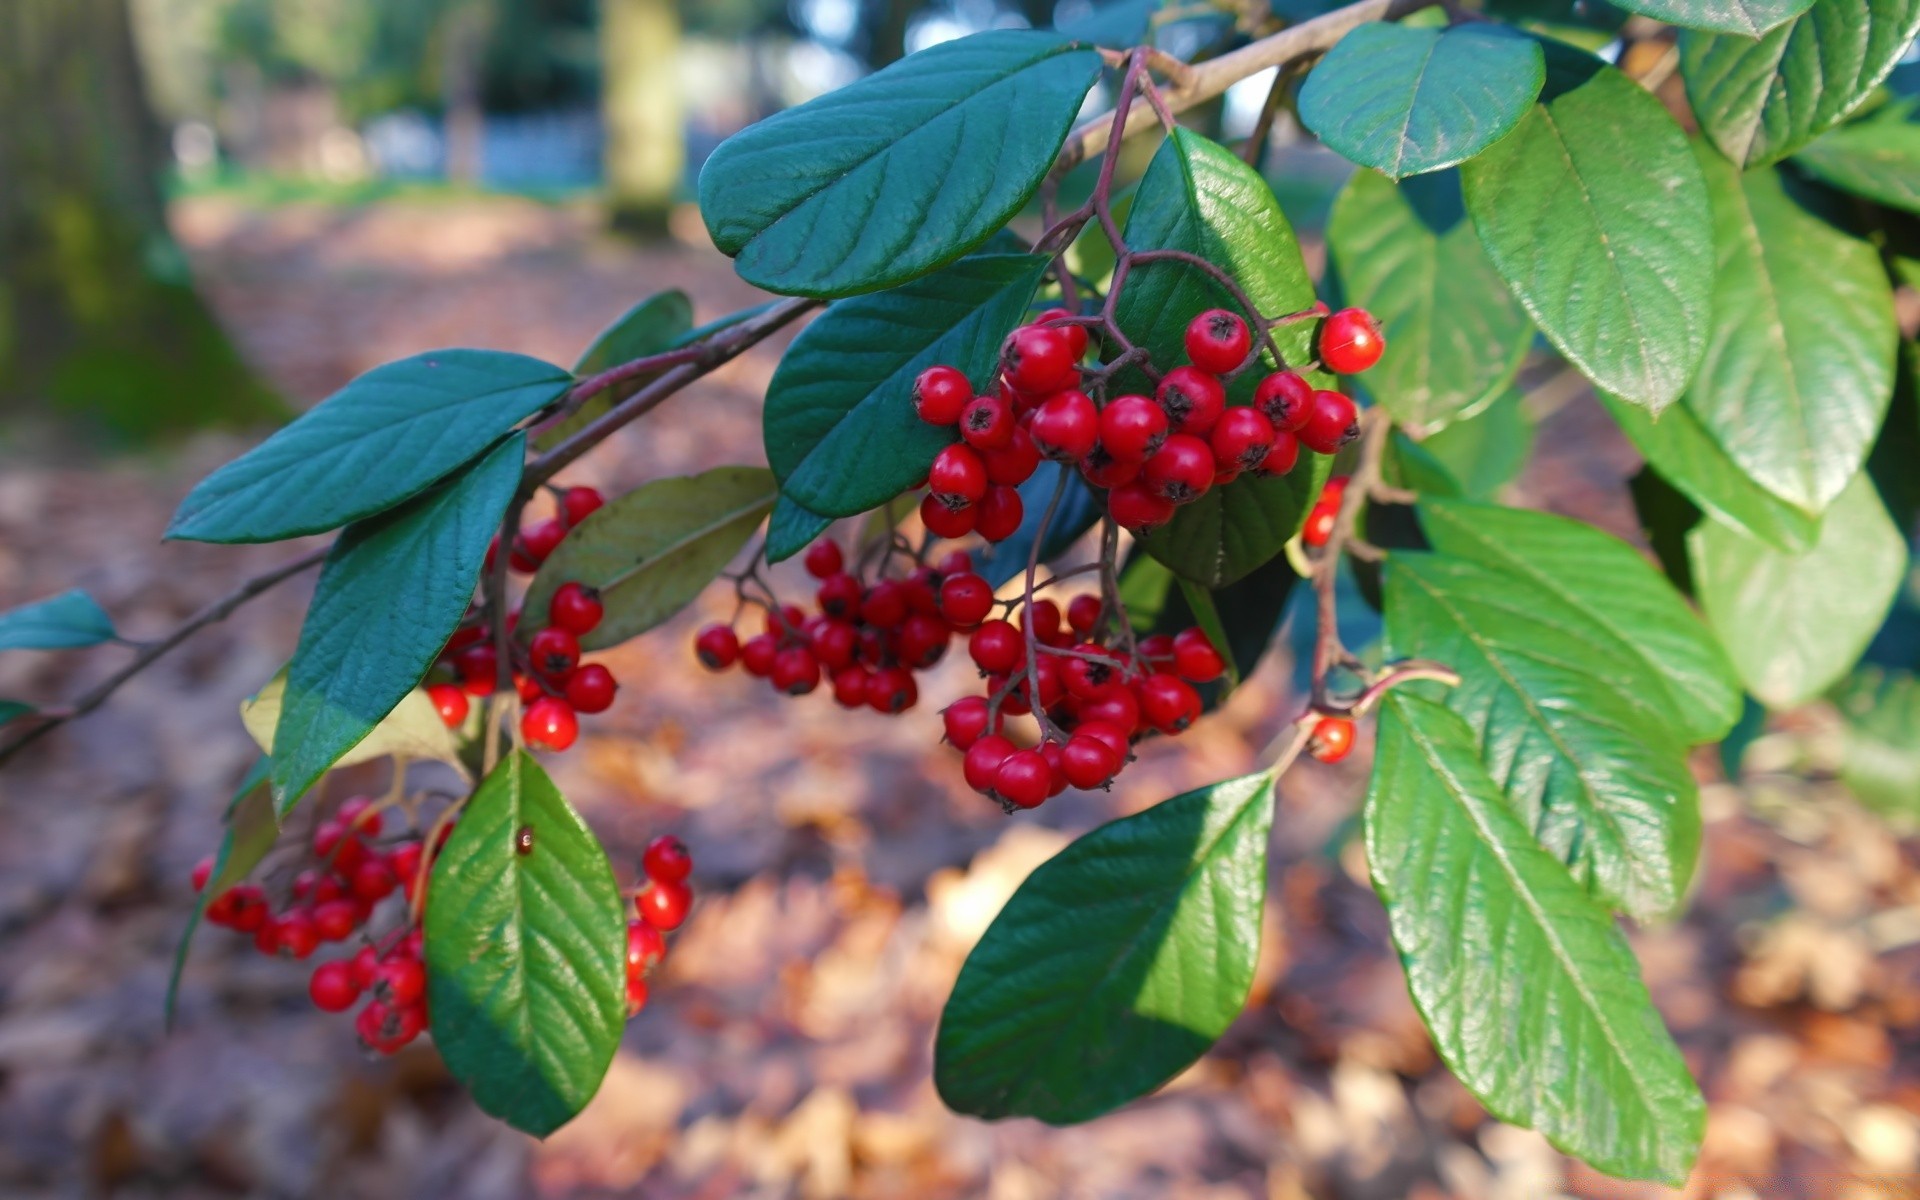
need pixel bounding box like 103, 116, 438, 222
695, 624, 739, 670
523, 696, 580, 751
530, 626, 582, 679
1254, 370, 1314, 431
1319, 308, 1385, 375
1156, 367, 1226, 436
1143, 434, 1215, 505
929, 443, 989, 510
920, 493, 978, 539
1209, 407, 1277, 475
959, 394, 1015, 451
1309, 715, 1356, 763
1185, 308, 1253, 374
913, 365, 972, 426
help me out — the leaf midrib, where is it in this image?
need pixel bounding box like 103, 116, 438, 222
596, 497, 776, 594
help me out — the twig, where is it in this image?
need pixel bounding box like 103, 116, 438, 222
1308, 407, 1393, 709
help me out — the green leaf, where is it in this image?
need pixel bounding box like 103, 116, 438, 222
534, 291, 696, 452
764, 494, 835, 565
241, 673, 468, 808
1385, 552, 1702, 918
765, 253, 1048, 517
1113, 129, 1335, 586
1795, 107, 1920, 214
1298, 23, 1545, 179
0, 589, 116, 651
168, 350, 566, 544
521, 466, 777, 651
1122, 549, 1300, 703
1601, 392, 1819, 552
425, 751, 626, 1137
1681, 0, 1920, 168
1689, 471, 1908, 708
1681, 146, 1898, 517
698, 31, 1101, 297
1416, 389, 1534, 498
271, 435, 522, 808
1417, 498, 1743, 744
1365, 693, 1705, 1185
1833, 666, 1920, 827
1612, 0, 1815, 35
1462, 42, 1712, 412
935, 773, 1275, 1124
1327, 170, 1532, 435
166, 759, 278, 1028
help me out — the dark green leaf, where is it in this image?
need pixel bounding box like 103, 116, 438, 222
271, 435, 522, 808
1613, 0, 1815, 35
698, 31, 1100, 297
1681, 146, 1897, 516
166, 759, 277, 1028
1689, 471, 1907, 708
534, 291, 696, 451
0, 700, 32, 730
1366, 693, 1705, 1186
168, 351, 566, 544
974, 462, 1105, 589
0, 589, 116, 651
1328, 171, 1532, 434
765, 253, 1048, 517
1416, 389, 1533, 498
936, 772, 1275, 1123
1628, 466, 1702, 595
1462, 42, 1712, 412
1681, 0, 1920, 168
426, 751, 626, 1137
1417, 498, 1743, 744
1298, 23, 1545, 179
764, 494, 836, 565
1123, 549, 1300, 702
1385, 431, 1466, 497
1795, 106, 1920, 214
1385, 552, 1702, 917
1485, 0, 1631, 51
521, 466, 777, 651
1832, 666, 1920, 827
1058, 0, 1160, 45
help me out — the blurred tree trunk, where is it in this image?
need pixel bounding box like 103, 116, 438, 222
601, 0, 683, 235
0, 0, 279, 438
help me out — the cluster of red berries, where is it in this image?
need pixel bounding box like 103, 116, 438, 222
423, 486, 624, 754
625, 835, 694, 1017
911, 306, 1381, 535
194, 797, 438, 1054
1300, 474, 1351, 548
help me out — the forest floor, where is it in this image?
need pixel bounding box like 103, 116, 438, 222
0, 194, 1914, 1200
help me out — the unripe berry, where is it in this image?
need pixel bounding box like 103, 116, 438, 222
1143, 434, 1215, 505
868, 666, 918, 714
643, 834, 692, 884
561, 486, 605, 525
565, 663, 619, 713
939, 572, 995, 628
638, 879, 693, 930
942, 695, 993, 750
963, 735, 1017, 793
969, 620, 1024, 675
913, 365, 972, 426
1185, 308, 1253, 374
929, 443, 989, 510
1060, 735, 1120, 790
1209, 407, 1277, 475
1319, 308, 1385, 374
1002, 325, 1080, 394
959, 394, 1015, 451
523, 696, 580, 751
428, 683, 469, 728
1309, 715, 1357, 763
1030, 390, 1099, 462
1254, 371, 1314, 431
530, 626, 581, 679
994, 750, 1053, 809
974, 485, 1024, 543
803, 539, 845, 579
772, 646, 821, 695
1299, 390, 1360, 455
309, 960, 361, 1012
1156, 366, 1226, 436
1097, 394, 1167, 463
1107, 480, 1174, 532
920, 493, 977, 539
1138, 673, 1203, 734
982, 425, 1041, 486
695, 624, 739, 670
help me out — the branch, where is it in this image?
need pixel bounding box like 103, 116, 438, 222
0, 547, 329, 766
1309, 406, 1393, 710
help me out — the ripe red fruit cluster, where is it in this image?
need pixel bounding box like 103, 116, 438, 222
914, 308, 1375, 536
945, 599, 1228, 810
626, 835, 694, 1017
1309, 715, 1356, 763
1301, 474, 1351, 549
194, 796, 439, 1054
693, 538, 985, 715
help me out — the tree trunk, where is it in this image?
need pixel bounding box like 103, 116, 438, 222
601, 0, 684, 236
0, 0, 279, 439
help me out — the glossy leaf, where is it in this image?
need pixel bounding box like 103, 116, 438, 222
1601, 392, 1818, 553
765, 253, 1047, 517
1418, 498, 1742, 744
168, 351, 564, 543
165, 758, 278, 1027
936, 773, 1275, 1123
1385, 551, 1702, 918
764, 494, 836, 565
1682, 0, 1920, 168
1366, 693, 1705, 1185
1682, 146, 1897, 517
523, 466, 776, 651
535, 291, 696, 451
242, 673, 468, 806
1328, 170, 1532, 435
1833, 666, 1920, 827
271, 435, 522, 808
1689, 472, 1907, 708
1298, 23, 1545, 179
1613, 0, 1815, 34
1795, 107, 1920, 214
1417, 389, 1533, 498
426, 751, 626, 1137
1462, 42, 1712, 412
973, 462, 1104, 589
698, 31, 1100, 297
0, 589, 116, 651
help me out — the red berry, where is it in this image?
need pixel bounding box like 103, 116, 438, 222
1210, 407, 1277, 475
191, 856, 214, 893
1098, 394, 1168, 463
1143, 435, 1216, 505
1138, 673, 1202, 734
1156, 367, 1226, 436
1137, 633, 1176, 664
1066, 594, 1103, 635
373, 957, 427, 1007
1002, 325, 1080, 394
565, 663, 618, 713
455, 644, 500, 696
638, 880, 692, 931
1320, 308, 1385, 374
921, 493, 978, 539
628, 919, 667, 975
1062, 648, 1123, 700
772, 646, 821, 695
813, 620, 858, 670
983, 425, 1041, 486
1172, 628, 1226, 683
969, 620, 1024, 675
1300, 390, 1360, 455
1107, 481, 1175, 532
1060, 735, 1120, 790
427, 683, 469, 728
994, 750, 1053, 809
1020, 599, 1062, 643
627, 975, 650, 1018
695, 624, 739, 671
898, 613, 950, 670
942, 695, 993, 750
1076, 720, 1132, 766
1310, 716, 1357, 763
643, 835, 691, 884
1302, 505, 1338, 548
939, 572, 995, 628
1035, 307, 1090, 358
523, 696, 580, 751
963, 735, 1017, 793
974, 485, 1024, 542
816, 572, 863, 619
1185, 308, 1253, 374
562, 486, 605, 525
803, 540, 844, 579
314, 821, 367, 876
832, 666, 869, 707
1080, 448, 1142, 490
391, 843, 424, 899
1263, 430, 1302, 477
959, 394, 1015, 451
530, 626, 581, 679
1254, 371, 1314, 431
868, 666, 918, 714
312, 899, 359, 942
764, 603, 806, 639
929, 443, 989, 510
514, 671, 545, 703
276, 911, 320, 960
937, 549, 974, 575
549, 582, 604, 636
991, 673, 1031, 715
913, 365, 972, 426
352, 857, 397, 902
515, 518, 567, 570
861, 580, 910, 629
1079, 685, 1142, 736
309, 960, 361, 1012
740, 633, 779, 677
1030, 390, 1099, 462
